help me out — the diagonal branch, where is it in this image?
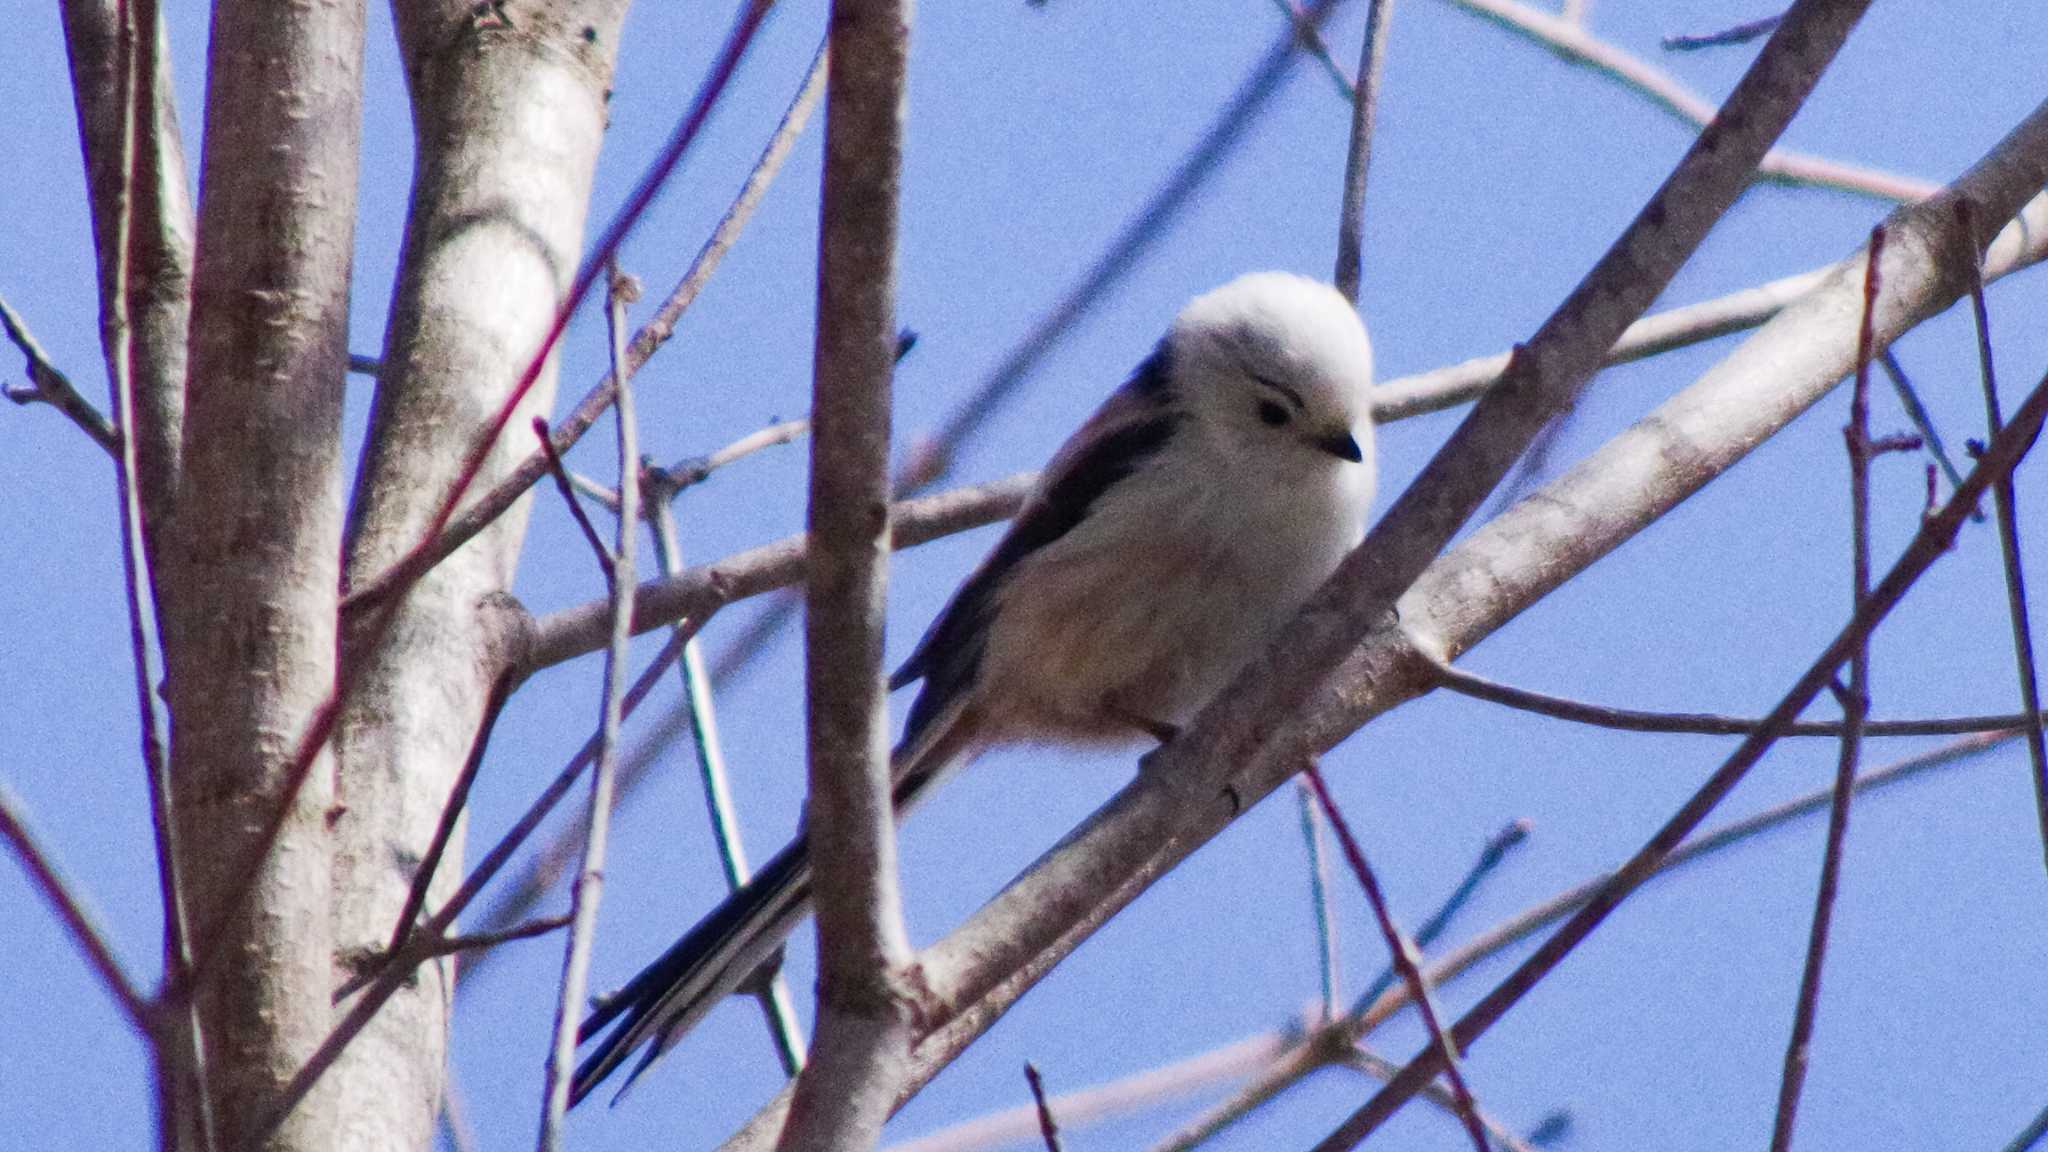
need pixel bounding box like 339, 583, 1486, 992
1320, 362, 2048, 1149
0, 779, 150, 1026
919, 0, 1879, 1067
0, 295, 118, 451
714, 102, 2048, 1152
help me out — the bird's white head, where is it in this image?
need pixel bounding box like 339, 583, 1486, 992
1162, 271, 1375, 478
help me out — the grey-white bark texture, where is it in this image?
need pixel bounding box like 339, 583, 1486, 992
59, 0, 193, 555
778, 1, 916, 1149
161, 1, 363, 1149
328, 6, 626, 1152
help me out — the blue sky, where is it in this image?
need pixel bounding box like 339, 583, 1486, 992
4, 2, 2047, 1150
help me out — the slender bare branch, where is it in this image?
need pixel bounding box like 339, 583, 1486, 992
1333, 0, 1395, 302
0, 295, 118, 451
1664, 13, 1783, 51
539, 269, 644, 1148
1301, 765, 1490, 1151
1769, 226, 1886, 1152
59, 0, 193, 545
0, 779, 150, 1025
1295, 783, 1341, 1021
1340, 1047, 1548, 1152
1956, 198, 2048, 873
1321, 361, 2048, 1148
1428, 654, 2047, 738
1444, 0, 1933, 203
534, 416, 617, 576
646, 484, 807, 1073
1023, 1064, 1064, 1152
527, 473, 1034, 671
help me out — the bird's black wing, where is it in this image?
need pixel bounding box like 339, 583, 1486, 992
890, 345, 1181, 749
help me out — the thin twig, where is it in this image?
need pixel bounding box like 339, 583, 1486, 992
1663, 12, 1784, 51
645, 484, 807, 1074
1023, 1064, 1064, 1152
103, 4, 214, 1144
0, 294, 119, 452
1332, 0, 1395, 302
1876, 348, 1978, 516
1427, 655, 2045, 738
1317, 357, 2048, 1147
1444, 0, 1932, 203
0, 779, 150, 1025
1295, 782, 1340, 1021
380, 672, 516, 961
1300, 763, 1490, 1152
1342, 1047, 1544, 1152
905, 731, 2008, 1152
1347, 818, 1531, 1019
429, 914, 573, 960
538, 265, 643, 1149
1269, 0, 1356, 97
534, 416, 616, 576
2003, 1102, 2048, 1152
1956, 198, 2048, 875
891, 1031, 1294, 1152
341, 24, 819, 614
574, 418, 813, 514
1769, 225, 1886, 1152
1163, 820, 1530, 1152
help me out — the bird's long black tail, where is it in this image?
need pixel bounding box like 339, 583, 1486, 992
569, 705, 975, 1107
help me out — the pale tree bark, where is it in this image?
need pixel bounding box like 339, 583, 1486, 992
161, 3, 364, 1151
778, 1, 917, 1149
327, 5, 627, 1152
59, 0, 192, 557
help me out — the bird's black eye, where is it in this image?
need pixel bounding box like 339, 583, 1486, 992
1257, 400, 1290, 427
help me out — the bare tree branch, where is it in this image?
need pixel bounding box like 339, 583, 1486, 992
1300, 764, 1490, 1151
340, 24, 822, 616
158, 2, 362, 1147
776, 2, 917, 1147
1444, 0, 1933, 203
539, 268, 643, 1149
0, 295, 118, 451
1427, 653, 2048, 738
1956, 199, 2048, 873
1321, 356, 2048, 1150
645, 480, 808, 1073
1332, 0, 1395, 302
919, 0, 1877, 1077
1768, 226, 1887, 1152
59, 0, 193, 548
0, 779, 150, 1025
726, 99, 2048, 1151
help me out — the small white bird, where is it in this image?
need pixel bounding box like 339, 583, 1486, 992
572, 270, 1377, 1103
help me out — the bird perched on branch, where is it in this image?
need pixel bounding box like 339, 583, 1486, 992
572, 270, 1379, 1104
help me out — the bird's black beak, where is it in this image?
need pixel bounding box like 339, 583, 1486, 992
1317, 430, 1364, 462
